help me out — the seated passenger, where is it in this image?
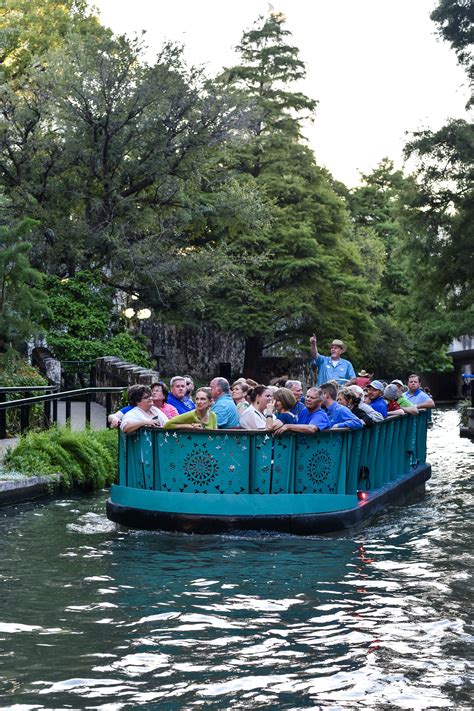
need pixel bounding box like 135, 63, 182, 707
239, 385, 274, 430
231, 381, 250, 413
390, 379, 419, 415
183, 375, 195, 405
167, 376, 196, 414
347, 385, 384, 423
343, 388, 375, 427
120, 385, 168, 433
273, 388, 298, 425
110, 382, 165, 428
365, 380, 388, 418
383, 384, 406, 417
164, 388, 217, 430
151, 381, 179, 419
320, 382, 363, 430
355, 369, 372, 388
275, 387, 330, 435
406, 374, 435, 410
210, 377, 240, 428
336, 387, 352, 408
285, 379, 306, 418
108, 400, 132, 428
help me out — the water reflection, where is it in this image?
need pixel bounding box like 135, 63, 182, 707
0, 409, 472, 708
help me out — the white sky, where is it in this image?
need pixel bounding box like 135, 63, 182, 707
90, 0, 470, 187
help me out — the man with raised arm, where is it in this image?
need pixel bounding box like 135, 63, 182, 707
310, 334, 356, 386
210, 377, 240, 428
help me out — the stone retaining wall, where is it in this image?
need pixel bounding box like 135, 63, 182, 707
94, 356, 161, 407
144, 321, 245, 380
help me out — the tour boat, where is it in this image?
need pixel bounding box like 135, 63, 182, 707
106, 411, 431, 534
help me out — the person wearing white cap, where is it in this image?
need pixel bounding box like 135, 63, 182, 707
309, 334, 356, 386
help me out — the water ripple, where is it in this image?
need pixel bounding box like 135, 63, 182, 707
0, 408, 472, 708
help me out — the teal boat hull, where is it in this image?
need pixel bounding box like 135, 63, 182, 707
106, 413, 431, 535
107, 463, 430, 534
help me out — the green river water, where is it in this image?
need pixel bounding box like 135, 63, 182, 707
0, 407, 472, 709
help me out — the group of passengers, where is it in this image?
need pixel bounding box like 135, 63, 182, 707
110, 335, 434, 435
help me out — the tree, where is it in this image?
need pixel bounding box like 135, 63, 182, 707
404, 120, 474, 348
431, 0, 474, 88
0, 21, 256, 299
0, 0, 105, 81
0, 216, 50, 351
348, 160, 410, 371
399, 0, 474, 362
205, 13, 372, 375
43, 271, 151, 365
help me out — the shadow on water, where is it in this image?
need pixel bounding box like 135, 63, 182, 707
0, 408, 472, 709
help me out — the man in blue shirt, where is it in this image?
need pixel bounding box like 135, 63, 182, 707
274, 387, 330, 435
210, 377, 240, 428
406, 374, 435, 410
320, 383, 363, 430
285, 379, 306, 419
310, 334, 356, 386
167, 376, 196, 415
366, 380, 388, 418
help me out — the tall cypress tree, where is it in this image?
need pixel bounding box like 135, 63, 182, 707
207, 13, 370, 376
0, 216, 50, 351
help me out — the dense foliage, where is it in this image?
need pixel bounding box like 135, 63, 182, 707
44, 271, 151, 366
0, 215, 50, 351
3, 427, 118, 490
0, 1, 471, 376
202, 14, 373, 374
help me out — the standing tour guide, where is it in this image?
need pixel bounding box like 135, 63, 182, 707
310, 334, 356, 386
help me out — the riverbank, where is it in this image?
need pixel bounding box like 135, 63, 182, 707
0, 440, 53, 507
0, 472, 61, 505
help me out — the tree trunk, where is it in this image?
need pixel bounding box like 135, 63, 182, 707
243, 335, 263, 379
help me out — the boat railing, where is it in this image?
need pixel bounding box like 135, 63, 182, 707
118, 412, 429, 498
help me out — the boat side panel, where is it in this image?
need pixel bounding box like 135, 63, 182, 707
107, 464, 431, 535
109, 485, 358, 516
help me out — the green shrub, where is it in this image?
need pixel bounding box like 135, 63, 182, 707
3, 427, 118, 490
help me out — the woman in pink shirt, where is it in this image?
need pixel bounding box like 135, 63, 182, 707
151, 382, 179, 419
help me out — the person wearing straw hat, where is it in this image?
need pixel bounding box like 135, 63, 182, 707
355, 369, 372, 388
309, 335, 356, 386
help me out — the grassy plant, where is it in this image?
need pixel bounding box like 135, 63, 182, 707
3, 427, 118, 490
458, 399, 470, 427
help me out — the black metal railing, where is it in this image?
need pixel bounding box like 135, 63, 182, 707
0, 387, 126, 438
